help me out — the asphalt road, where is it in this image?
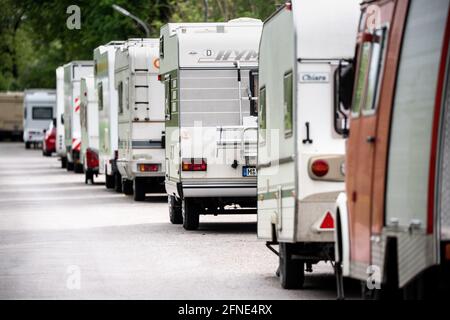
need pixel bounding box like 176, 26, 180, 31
0, 142, 359, 299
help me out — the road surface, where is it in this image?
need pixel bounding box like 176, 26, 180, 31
0, 142, 359, 299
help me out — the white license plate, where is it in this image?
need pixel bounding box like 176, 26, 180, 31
243, 167, 257, 177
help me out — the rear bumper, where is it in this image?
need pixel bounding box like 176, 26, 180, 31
117, 159, 165, 179
182, 181, 256, 198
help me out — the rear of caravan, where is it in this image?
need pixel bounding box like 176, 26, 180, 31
80, 76, 99, 183
23, 90, 56, 148
257, 0, 359, 289
63, 61, 95, 172
115, 39, 166, 201
56, 66, 67, 167
160, 19, 262, 229
94, 42, 125, 189
0, 92, 23, 141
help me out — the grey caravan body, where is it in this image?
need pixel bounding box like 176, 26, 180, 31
160, 18, 262, 230
63, 61, 95, 173
23, 89, 56, 148
115, 39, 166, 201
56, 66, 67, 167
94, 42, 124, 189
257, 0, 359, 289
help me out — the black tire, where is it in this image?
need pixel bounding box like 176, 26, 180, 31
25, 142, 31, 149
114, 172, 122, 193
123, 179, 133, 195
74, 163, 84, 174
105, 174, 115, 189
279, 243, 305, 289
67, 162, 74, 171
133, 178, 146, 201
169, 195, 183, 224
61, 157, 67, 169
85, 171, 94, 184
182, 198, 199, 230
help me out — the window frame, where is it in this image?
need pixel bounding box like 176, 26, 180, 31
32, 106, 53, 120
98, 82, 103, 111
283, 70, 294, 138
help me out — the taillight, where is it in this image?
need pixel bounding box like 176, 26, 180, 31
138, 164, 159, 172
86, 148, 99, 169
182, 158, 207, 171
158, 74, 162, 81
311, 160, 329, 177
319, 212, 335, 229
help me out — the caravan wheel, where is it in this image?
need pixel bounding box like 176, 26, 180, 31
182, 198, 199, 230
169, 196, 183, 225
133, 178, 146, 201
279, 243, 305, 289
67, 162, 74, 171
114, 172, 122, 193
122, 179, 133, 195
105, 174, 115, 189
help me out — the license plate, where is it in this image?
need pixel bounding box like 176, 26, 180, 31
243, 166, 257, 177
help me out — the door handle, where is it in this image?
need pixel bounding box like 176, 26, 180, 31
366, 136, 376, 144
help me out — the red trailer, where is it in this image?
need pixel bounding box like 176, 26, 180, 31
335, 0, 450, 298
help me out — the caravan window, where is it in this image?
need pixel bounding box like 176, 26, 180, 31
284, 71, 293, 137
98, 83, 103, 111
118, 82, 124, 114
259, 86, 266, 130
32, 107, 53, 120
363, 27, 388, 113
352, 43, 370, 115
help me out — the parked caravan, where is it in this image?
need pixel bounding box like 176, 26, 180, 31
0, 92, 23, 141
257, 0, 359, 289
159, 19, 262, 230
56, 66, 67, 168
80, 76, 99, 184
64, 61, 95, 173
334, 0, 450, 299
94, 42, 125, 190
115, 39, 166, 201
23, 90, 56, 149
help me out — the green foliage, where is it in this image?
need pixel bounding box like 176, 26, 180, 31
0, 0, 278, 91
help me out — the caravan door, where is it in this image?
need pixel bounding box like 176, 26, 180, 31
346, 1, 395, 273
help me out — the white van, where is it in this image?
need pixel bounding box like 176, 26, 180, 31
94, 42, 125, 191
115, 39, 166, 201
56, 67, 67, 167
23, 89, 56, 149
257, 0, 359, 289
80, 76, 99, 184
159, 19, 262, 230
63, 61, 95, 173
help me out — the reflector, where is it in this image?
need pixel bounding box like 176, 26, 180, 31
320, 212, 335, 229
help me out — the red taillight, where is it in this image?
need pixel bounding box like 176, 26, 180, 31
139, 164, 159, 172
311, 160, 329, 177
285, 2, 292, 11
158, 74, 162, 81
320, 212, 335, 229
182, 158, 207, 171
86, 148, 99, 169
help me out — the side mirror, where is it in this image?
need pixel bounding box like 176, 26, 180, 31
334, 61, 355, 137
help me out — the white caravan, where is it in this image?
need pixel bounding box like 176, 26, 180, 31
56, 66, 67, 167
23, 89, 56, 149
63, 61, 95, 173
94, 42, 125, 191
80, 76, 99, 184
160, 19, 262, 230
257, 0, 359, 289
115, 39, 166, 201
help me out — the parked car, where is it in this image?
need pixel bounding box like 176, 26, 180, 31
42, 118, 57, 156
